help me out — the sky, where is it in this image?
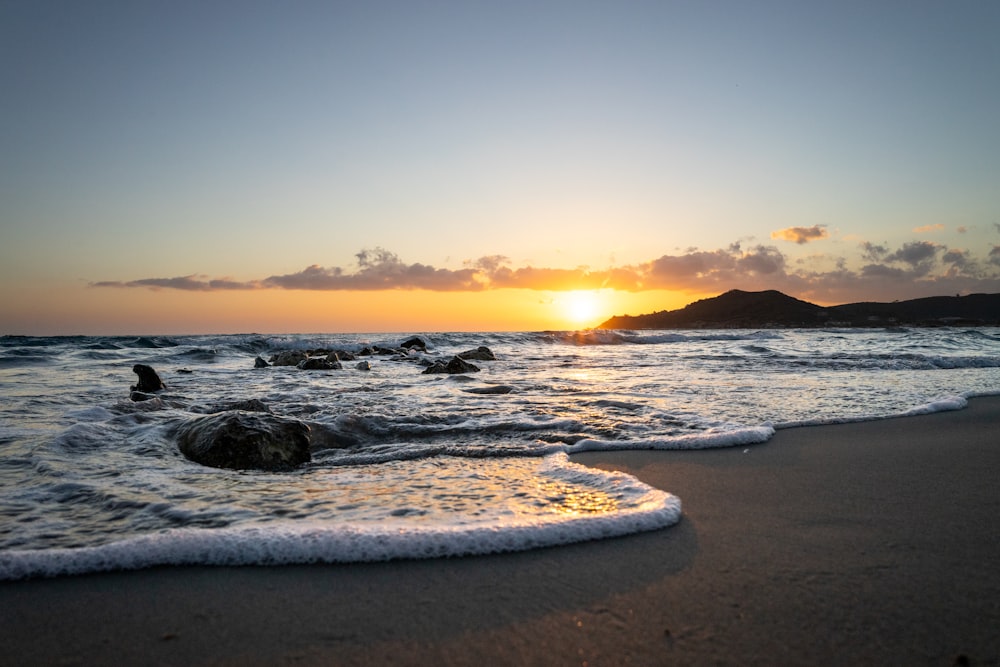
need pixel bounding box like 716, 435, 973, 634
2, 0, 999, 334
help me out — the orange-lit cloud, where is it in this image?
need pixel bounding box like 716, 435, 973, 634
913, 223, 945, 233
91, 239, 1000, 306
770, 225, 829, 244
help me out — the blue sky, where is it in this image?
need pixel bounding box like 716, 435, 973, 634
2, 1, 999, 333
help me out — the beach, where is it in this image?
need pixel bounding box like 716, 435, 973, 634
2, 396, 998, 666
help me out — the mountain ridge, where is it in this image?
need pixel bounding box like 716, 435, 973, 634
598, 289, 1000, 329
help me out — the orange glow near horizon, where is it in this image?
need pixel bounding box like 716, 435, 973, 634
0, 282, 698, 336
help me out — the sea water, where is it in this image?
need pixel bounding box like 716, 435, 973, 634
1, 328, 998, 579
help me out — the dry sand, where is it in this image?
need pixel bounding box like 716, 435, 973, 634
2, 397, 999, 666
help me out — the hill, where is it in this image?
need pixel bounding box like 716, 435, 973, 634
598, 290, 1000, 329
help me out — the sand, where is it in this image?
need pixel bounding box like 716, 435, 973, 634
2, 397, 999, 666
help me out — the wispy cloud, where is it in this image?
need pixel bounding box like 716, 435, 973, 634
91, 276, 260, 291
913, 223, 945, 233
770, 225, 829, 244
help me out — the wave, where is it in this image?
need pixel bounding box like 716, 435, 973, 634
0, 454, 681, 580
773, 394, 970, 429
539, 329, 785, 346
788, 353, 1000, 371
565, 424, 775, 453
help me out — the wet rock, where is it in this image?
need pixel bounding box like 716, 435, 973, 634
298, 357, 341, 370
400, 337, 427, 351
174, 411, 311, 471
131, 364, 166, 397
356, 360, 372, 371
462, 384, 515, 394
458, 346, 496, 361
269, 350, 308, 367
254, 356, 269, 368
422, 356, 481, 374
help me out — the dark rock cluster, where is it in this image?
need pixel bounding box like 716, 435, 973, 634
126, 337, 499, 471
257, 338, 498, 376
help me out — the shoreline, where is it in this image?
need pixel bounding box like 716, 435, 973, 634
3, 397, 999, 666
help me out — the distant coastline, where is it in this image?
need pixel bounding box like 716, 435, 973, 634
599, 289, 1000, 329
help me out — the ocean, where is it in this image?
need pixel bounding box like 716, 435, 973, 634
2, 327, 999, 580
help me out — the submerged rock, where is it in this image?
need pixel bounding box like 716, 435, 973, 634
174, 411, 311, 471
356, 360, 372, 371
422, 356, 481, 374
458, 346, 496, 361
254, 356, 269, 368
197, 398, 271, 414
462, 384, 515, 394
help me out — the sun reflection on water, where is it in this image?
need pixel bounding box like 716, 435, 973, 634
288, 455, 627, 525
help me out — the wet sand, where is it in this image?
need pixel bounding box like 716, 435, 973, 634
2, 397, 999, 666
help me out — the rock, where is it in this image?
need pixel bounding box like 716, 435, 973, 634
462, 385, 515, 394
269, 350, 308, 367
254, 356, 269, 368
330, 350, 356, 361
201, 398, 271, 414
129, 391, 158, 402
297, 357, 342, 370
174, 411, 311, 471
458, 346, 496, 361
131, 364, 166, 396
400, 337, 427, 351
422, 356, 481, 374
356, 360, 372, 371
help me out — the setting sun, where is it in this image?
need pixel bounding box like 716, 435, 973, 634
561, 290, 603, 327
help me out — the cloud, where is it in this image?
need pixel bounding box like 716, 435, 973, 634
859, 242, 889, 262
90, 239, 1000, 304
884, 241, 940, 267
861, 264, 907, 279
858, 241, 941, 279
770, 225, 829, 244
484, 266, 630, 291
913, 223, 945, 233
941, 249, 969, 266
640, 244, 790, 292
262, 248, 484, 291
90, 276, 259, 291
957, 226, 968, 234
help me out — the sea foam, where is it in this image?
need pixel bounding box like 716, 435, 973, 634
0, 454, 680, 580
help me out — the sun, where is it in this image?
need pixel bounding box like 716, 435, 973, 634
561, 290, 602, 327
